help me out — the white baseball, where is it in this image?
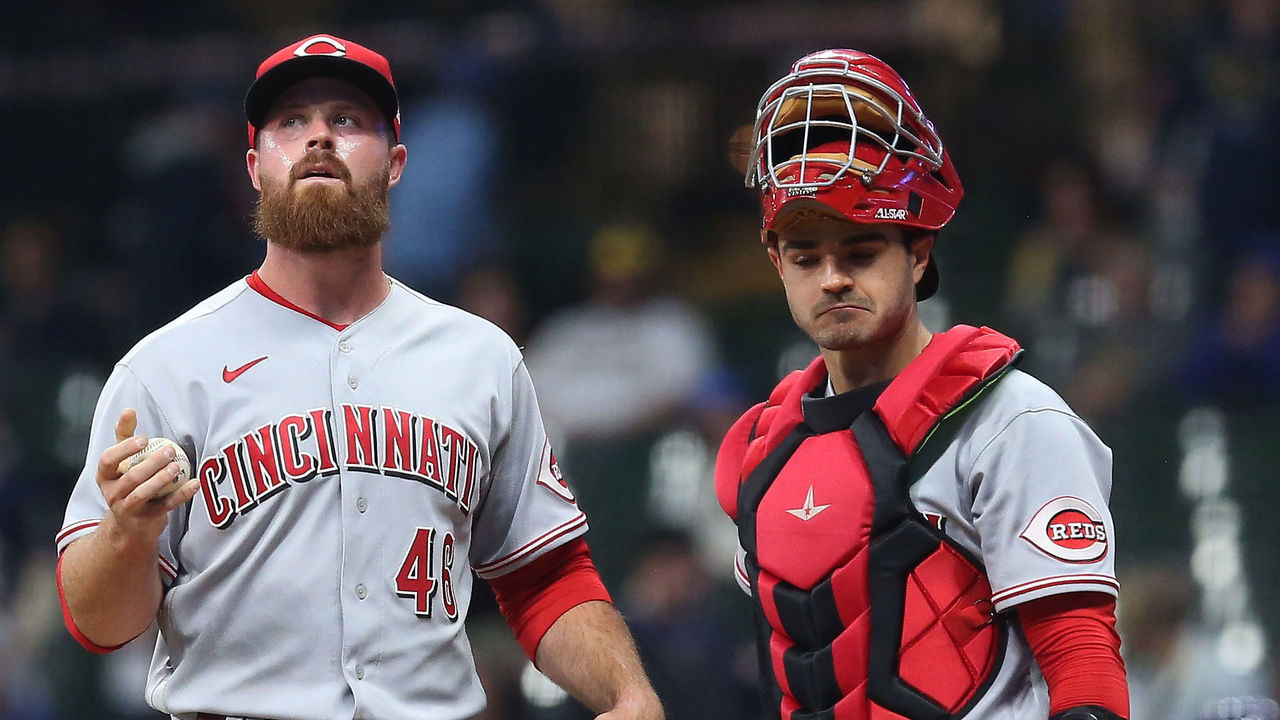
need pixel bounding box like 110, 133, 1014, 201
123, 437, 192, 499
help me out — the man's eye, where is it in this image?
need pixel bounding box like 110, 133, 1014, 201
334, 115, 356, 126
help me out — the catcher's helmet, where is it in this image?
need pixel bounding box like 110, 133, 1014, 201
746, 49, 962, 299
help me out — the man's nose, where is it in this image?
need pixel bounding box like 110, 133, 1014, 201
306, 121, 335, 150
820, 258, 854, 293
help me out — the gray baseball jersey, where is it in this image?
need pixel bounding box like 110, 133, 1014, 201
58, 275, 587, 720
731, 367, 1118, 719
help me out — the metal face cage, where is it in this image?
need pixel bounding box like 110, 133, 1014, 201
746, 57, 945, 191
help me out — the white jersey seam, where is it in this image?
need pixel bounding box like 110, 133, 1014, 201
963, 406, 1087, 480
118, 363, 182, 442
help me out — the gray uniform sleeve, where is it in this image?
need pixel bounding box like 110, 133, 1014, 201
56, 363, 183, 585
469, 359, 587, 578
967, 407, 1120, 612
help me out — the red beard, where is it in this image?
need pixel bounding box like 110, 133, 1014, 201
253, 150, 391, 253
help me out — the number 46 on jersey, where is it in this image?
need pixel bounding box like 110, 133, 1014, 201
395, 527, 458, 621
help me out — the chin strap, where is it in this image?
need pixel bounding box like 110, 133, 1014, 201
1050, 706, 1126, 720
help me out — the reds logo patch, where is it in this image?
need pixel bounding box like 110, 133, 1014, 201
535, 439, 576, 504
1020, 496, 1109, 563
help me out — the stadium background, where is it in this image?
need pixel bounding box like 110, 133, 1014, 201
1, 1, 1278, 718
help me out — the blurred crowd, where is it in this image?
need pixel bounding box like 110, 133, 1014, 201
2, 0, 1280, 718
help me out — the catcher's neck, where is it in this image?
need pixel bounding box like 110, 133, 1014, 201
822, 318, 933, 395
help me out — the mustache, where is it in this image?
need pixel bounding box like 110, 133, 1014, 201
289, 150, 353, 185
815, 293, 872, 314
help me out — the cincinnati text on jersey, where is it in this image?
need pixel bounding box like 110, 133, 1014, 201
195, 404, 482, 528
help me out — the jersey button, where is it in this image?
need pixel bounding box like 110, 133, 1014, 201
355, 665, 365, 680
348, 376, 358, 389
339, 341, 352, 353
356, 497, 368, 513
356, 583, 368, 600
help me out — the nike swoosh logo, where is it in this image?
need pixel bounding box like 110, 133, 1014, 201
222, 356, 268, 383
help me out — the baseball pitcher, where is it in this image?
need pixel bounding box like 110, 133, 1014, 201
56, 33, 663, 720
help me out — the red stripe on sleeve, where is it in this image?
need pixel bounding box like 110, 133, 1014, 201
487, 537, 612, 661
1019, 591, 1130, 718
56, 553, 127, 654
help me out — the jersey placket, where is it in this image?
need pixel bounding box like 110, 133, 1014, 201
331, 328, 382, 707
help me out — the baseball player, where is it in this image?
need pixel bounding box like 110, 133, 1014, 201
56, 33, 663, 720
714, 50, 1130, 720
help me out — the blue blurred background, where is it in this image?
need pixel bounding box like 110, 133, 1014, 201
2, 1, 1279, 719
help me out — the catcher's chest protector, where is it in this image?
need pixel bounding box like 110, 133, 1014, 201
716, 325, 1021, 720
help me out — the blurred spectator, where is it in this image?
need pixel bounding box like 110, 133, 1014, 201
0, 551, 58, 719
645, 368, 748, 575
468, 612, 533, 720
524, 221, 721, 585
1201, 696, 1280, 720
518, 528, 760, 720
384, 43, 501, 300
0, 218, 106, 371
1121, 564, 1271, 720
525, 221, 719, 445
1004, 157, 1110, 338
1181, 243, 1280, 409
457, 262, 531, 346
1060, 238, 1184, 422
0, 219, 108, 556
116, 90, 261, 333
1193, 0, 1280, 268
1004, 157, 1165, 396
617, 528, 760, 720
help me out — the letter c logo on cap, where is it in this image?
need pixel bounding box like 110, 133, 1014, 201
295, 36, 347, 58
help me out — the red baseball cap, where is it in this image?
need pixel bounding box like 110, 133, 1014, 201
244, 34, 401, 146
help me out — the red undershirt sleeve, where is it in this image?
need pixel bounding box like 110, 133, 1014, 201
487, 537, 612, 662
1018, 591, 1129, 718
56, 553, 129, 654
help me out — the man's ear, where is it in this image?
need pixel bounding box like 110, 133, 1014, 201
386, 144, 408, 188
764, 231, 783, 277
246, 148, 262, 192
910, 233, 935, 281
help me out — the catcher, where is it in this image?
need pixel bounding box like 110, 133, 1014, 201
715, 49, 1130, 720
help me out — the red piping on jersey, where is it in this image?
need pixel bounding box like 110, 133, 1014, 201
158, 555, 178, 581
1019, 592, 1129, 717
992, 573, 1120, 607
473, 513, 588, 577
246, 270, 351, 331
488, 537, 612, 661
56, 519, 100, 546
